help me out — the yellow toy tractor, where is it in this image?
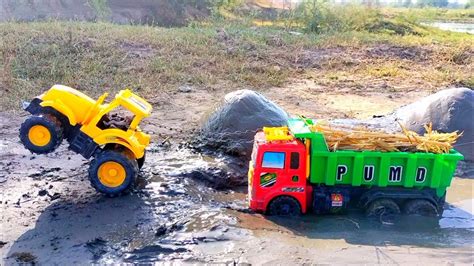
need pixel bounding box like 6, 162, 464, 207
20, 85, 152, 196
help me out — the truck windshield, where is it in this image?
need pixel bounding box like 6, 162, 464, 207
262, 152, 285, 169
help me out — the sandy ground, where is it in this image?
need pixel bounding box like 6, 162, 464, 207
1, 84, 473, 264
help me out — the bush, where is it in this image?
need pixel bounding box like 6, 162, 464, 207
289, 1, 423, 35
288, 1, 382, 33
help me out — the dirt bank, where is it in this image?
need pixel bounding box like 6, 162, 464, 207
1, 86, 473, 264
0, 0, 209, 26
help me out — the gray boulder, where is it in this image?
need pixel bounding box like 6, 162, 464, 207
395, 87, 473, 161
200, 89, 289, 157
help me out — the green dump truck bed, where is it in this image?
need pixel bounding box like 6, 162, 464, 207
288, 118, 464, 197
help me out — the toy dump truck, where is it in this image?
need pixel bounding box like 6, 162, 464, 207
248, 117, 463, 217
20, 85, 152, 195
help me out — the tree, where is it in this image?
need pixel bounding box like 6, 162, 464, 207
465, 0, 474, 8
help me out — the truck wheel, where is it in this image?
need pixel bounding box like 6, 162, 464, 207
366, 199, 400, 221
137, 151, 146, 169
404, 199, 438, 217
89, 150, 138, 196
267, 196, 301, 216
19, 114, 63, 154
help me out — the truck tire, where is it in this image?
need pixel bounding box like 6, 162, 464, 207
267, 196, 301, 216
89, 150, 138, 196
19, 114, 63, 154
366, 199, 400, 221
404, 199, 438, 217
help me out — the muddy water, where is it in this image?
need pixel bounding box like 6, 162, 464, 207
261, 207, 473, 247
94, 145, 251, 263
2, 140, 473, 264
100, 145, 473, 263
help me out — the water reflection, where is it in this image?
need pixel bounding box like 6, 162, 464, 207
268, 202, 473, 247
424, 22, 474, 34
440, 199, 473, 230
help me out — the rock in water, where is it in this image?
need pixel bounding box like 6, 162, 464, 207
200, 89, 288, 157
395, 88, 473, 161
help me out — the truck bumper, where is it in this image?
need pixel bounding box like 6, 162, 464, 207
249, 199, 265, 212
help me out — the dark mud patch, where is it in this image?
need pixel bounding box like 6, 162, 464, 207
296, 47, 360, 69
365, 45, 432, 61
9, 252, 37, 264
122, 228, 236, 263
149, 142, 249, 189
85, 238, 109, 261
28, 167, 62, 179
451, 48, 474, 65
117, 41, 155, 59
186, 137, 249, 163
181, 167, 246, 190
129, 244, 189, 255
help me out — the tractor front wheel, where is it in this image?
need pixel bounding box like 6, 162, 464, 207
89, 150, 138, 196
19, 114, 63, 154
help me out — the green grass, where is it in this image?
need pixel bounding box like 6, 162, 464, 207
218, 2, 473, 33
0, 16, 472, 111
0, 21, 295, 110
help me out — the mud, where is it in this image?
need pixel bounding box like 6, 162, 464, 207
366, 45, 433, 61
1, 87, 473, 264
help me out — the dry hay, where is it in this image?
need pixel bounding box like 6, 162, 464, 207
310, 121, 461, 154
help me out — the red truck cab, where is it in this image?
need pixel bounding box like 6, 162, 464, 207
248, 129, 312, 215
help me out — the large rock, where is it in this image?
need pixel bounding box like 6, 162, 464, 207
395, 88, 473, 161
200, 89, 288, 157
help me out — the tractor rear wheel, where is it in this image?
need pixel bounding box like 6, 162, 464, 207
404, 199, 438, 217
89, 150, 138, 196
19, 114, 63, 154
366, 198, 400, 223
267, 196, 301, 216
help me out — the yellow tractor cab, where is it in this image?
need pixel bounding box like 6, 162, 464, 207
20, 85, 153, 195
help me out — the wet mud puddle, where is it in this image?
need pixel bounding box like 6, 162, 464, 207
1, 142, 251, 264
3, 143, 473, 264
106, 145, 474, 263
98, 145, 251, 264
